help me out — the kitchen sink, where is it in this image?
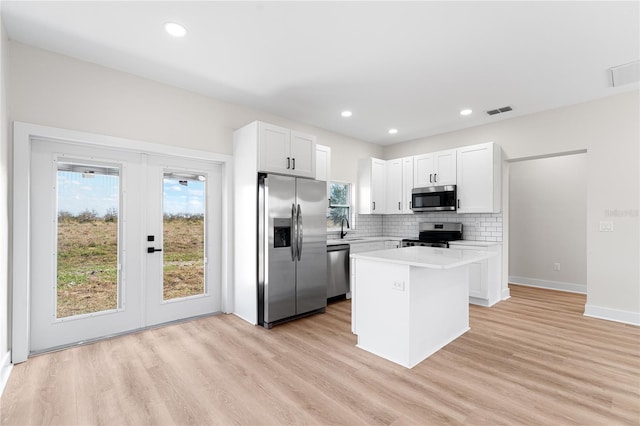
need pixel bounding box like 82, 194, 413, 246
327, 238, 365, 246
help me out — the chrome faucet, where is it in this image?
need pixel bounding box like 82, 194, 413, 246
340, 217, 350, 239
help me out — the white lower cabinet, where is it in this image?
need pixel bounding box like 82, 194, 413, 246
448, 241, 502, 307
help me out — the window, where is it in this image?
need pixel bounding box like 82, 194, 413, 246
56, 161, 120, 318
328, 181, 353, 229
162, 172, 206, 301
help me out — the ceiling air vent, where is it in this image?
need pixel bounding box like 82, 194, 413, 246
486, 106, 513, 116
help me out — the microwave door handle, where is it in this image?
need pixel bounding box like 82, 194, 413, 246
296, 204, 303, 260
291, 203, 297, 261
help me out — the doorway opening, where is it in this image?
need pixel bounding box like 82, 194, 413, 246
508, 152, 587, 299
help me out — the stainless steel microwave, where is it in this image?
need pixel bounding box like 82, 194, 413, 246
411, 185, 456, 212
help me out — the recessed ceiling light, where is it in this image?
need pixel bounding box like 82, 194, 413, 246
341, 110, 352, 118
460, 109, 473, 116
388, 128, 398, 135
165, 22, 187, 37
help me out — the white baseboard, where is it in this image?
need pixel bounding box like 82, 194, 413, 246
584, 305, 640, 326
1, 350, 12, 397
501, 287, 511, 301
509, 276, 586, 294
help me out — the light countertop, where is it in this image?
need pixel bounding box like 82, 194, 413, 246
449, 240, 502, 247
327, 236, 402, 246
350, 246, 496, 270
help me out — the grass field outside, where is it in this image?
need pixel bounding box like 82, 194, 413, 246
56, 212, 204, 318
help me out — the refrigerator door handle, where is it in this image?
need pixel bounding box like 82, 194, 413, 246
291, 203, 297, 261
297, 204, 303, 260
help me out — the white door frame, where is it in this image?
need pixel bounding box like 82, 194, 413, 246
12, 121, 233, 363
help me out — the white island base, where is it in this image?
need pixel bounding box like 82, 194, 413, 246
352, 247, 495, 369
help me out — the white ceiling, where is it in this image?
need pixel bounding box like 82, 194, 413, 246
1, 1, 638, 145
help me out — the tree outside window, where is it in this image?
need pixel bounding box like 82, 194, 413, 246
328, 182, 352, 229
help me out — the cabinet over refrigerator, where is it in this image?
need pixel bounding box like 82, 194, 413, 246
258, 173, 327, 328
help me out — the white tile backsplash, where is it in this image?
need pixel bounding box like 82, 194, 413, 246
327, 212, 503, 242
327, 214, 384, 239
381, 212, 503, 242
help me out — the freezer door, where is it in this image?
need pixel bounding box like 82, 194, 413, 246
263, 175, 297, 324
296, 178, 328, 314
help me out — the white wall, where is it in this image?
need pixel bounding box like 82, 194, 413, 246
384, 92, 640, 324
509, 154, 587, 293
7, 42, 382, 184
0, 16, 12, 390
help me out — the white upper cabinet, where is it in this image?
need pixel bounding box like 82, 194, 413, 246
434, 149, 457, 185
358, 158, 387, 214
413, 149, 456, 187
315, 144, 330, 182
402, 156, 414, 213
413, 153, 433, 187
385, 158, 403, 214
360, 157, 414, 215
258, 122, 316, 178
290, 131, 316, 177
456, 142, 502, 213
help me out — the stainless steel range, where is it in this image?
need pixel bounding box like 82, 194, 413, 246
401, 222, 463, 248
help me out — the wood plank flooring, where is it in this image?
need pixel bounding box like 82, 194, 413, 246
1, 285, 639, 425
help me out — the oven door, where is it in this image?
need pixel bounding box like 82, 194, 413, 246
411, 185, 456, 212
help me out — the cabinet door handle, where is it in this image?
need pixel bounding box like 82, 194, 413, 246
292, 158, 296, 170
457, 199, 460, 208
434, 173, 437, 182
398, 201, 401, 210
286, 157, 291, 169
409, 201, 412, 209
429, 173, 433, 183
373, 201, 376, 211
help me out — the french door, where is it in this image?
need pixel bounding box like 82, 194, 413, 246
29, 139, 221, 353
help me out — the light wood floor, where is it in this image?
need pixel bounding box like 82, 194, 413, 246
1, 285, 639, 425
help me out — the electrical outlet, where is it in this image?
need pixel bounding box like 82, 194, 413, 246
392, 281, 405, 291
553, 263, 561, 271
599, 221, 614, 232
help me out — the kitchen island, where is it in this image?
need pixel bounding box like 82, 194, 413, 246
351, 246, 496, 368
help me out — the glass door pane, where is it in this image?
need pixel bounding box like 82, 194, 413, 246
162, 173, 206, 300
56, 162, 120, 318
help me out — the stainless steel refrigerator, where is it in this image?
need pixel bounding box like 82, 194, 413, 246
258, 173, 327, 328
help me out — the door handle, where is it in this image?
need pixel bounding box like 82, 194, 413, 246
373, 201, 376, 211
147, 247, 162, 253
296, 204, 303, 260
457, 199, 460, 209
291, 203, 297, 261
292, 158, 296, 170
429, 173, 433, 183
286, 157, 291, 169
398, 201, 401, 210
434, 173, 437, 182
